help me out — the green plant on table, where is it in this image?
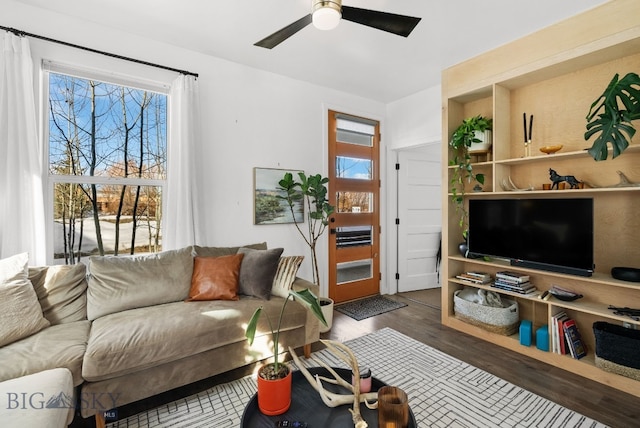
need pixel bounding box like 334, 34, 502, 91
245, 288, 327, 379
585, 72, 640, 161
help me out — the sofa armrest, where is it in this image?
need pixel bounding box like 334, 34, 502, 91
0, 368, 75, 427
291, 277, 320, 345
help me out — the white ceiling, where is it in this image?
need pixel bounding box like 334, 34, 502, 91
15, 0, 607, 103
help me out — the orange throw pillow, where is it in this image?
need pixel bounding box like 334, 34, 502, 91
187, 254, 244, 301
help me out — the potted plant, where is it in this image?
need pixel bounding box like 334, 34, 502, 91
245, 288, 327, 415
449, 115, 492, 242
277, 172, 335, 286
318, 296, 333, 333
585, 72, 640, 161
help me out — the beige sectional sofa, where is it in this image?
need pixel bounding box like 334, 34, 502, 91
0, 243, 319, 426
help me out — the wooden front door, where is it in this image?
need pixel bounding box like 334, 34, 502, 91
328, 110, 380, 303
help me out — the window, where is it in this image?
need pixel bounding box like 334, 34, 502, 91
46, 64, 168, 264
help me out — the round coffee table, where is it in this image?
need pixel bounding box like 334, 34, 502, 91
241, 367, 417, 427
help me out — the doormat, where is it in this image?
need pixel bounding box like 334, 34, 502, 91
335, 295, 407, 321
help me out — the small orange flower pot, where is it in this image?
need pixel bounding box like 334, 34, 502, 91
257, 366, 292, 415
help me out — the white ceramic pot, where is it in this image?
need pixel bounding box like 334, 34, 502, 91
319, 297, 334, 333
469, 130, 492, 153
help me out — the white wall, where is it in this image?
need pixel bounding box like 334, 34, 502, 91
4, 1, 386, 294
383, 85, 442, 293
386, 85, 442, 150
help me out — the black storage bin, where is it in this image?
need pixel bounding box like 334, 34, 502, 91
593, 321, 640, 381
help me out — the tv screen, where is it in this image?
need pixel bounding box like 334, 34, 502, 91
468, 198, 594, 276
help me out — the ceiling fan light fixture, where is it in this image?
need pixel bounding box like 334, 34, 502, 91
312, 0, 342, 31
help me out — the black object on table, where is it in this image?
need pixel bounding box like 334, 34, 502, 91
241, 367, 417, 427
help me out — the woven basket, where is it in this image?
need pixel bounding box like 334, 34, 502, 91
593, 321, 640, 381
454, 290, 519, 335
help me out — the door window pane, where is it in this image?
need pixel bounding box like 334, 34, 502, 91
336, 226, 373, 248
336, 129, 373, 147
337, 259, 373, 284
336, 192, 373, 213
336, 117, 375, 147
336, 156, 373, 180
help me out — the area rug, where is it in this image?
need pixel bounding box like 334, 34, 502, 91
335, 295, 408, 320
106, 328, 606, 428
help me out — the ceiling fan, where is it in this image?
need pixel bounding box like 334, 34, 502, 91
255, 0, 422, 49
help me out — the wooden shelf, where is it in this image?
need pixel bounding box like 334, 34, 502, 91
450, 275, 640, 327
442, 0, 640, 399
494, 144, 640, 165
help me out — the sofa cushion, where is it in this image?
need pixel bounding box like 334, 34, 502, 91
187, 254, 244, 301
0, 278, 50, 347
272, 256, 304, 298
82, 296, 307, 381
29, 263, 88, 325
0, 320, 90, 386
87, 246, 193, 320
0, 252, 28, 282
238, 247, 284, 300
193, 242, 267, 258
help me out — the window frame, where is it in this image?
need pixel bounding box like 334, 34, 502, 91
42, 60, 171, 264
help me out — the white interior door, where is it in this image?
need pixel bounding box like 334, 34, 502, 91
397, 144, 441, 292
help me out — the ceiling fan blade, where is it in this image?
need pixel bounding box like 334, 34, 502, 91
254, 14, 312, 49
341, 6, 421, 37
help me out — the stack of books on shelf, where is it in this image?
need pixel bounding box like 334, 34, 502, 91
551, 311, 587, 359
455, 271, 492, 285
492, 271, 538, 295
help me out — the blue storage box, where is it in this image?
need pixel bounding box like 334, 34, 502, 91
536, 324, 549, 351
519, 320, 532, 346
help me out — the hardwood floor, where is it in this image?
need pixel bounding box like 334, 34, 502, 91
72, 288, 638, 427
320, 289, 639, 428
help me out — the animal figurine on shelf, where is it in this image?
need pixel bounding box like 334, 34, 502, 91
549, 168, 581, 189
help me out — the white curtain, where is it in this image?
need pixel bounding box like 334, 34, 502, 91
0, 32, 46, 265
163, 74, 204, 250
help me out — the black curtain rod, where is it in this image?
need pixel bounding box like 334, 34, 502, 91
1, 25, 199, 78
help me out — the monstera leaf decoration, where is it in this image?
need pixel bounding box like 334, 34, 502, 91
585, 72, 640, 161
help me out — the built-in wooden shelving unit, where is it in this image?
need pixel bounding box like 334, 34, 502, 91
441, 0, 640, 397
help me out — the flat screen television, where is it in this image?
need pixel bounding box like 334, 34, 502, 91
468, 198, 594, 277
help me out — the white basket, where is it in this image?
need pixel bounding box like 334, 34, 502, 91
454, 290, 519, 335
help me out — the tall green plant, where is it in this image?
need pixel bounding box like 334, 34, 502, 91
245, 288, 327, 378
277, 172, 335, 285
585, 72, 640, 161
449, 115, 491, 233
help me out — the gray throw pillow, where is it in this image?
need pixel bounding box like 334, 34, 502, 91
193, 242, 267, 258
237, 247, 284, 300
87, 246, 193, 320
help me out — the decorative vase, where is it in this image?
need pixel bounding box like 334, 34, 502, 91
319, 297, 334, 333
458, 237, 469, 258
257, 365, 292, 415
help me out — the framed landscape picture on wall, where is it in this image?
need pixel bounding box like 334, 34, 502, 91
253, 167, 304, 225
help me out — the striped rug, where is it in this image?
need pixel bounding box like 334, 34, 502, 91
107, 328, 607, 427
